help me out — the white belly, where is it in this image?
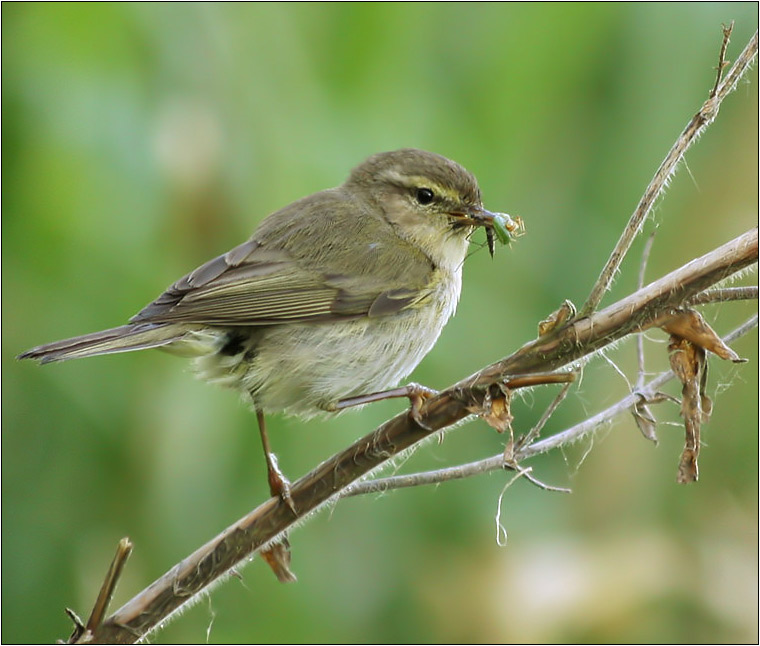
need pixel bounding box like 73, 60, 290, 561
189, 268, 462, 418
250, 275, 460, 416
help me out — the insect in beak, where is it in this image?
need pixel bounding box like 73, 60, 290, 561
476, 209, 525, 258
449, 209, 524, 257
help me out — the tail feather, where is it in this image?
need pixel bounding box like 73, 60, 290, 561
18, 324, 185, 364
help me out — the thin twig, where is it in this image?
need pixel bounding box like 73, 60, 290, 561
343, 452, 571, 496
85, 539, 133, 634
64, 538, 134, 644
633, 230, 659, 441
515, 468, 572, 493
710, 22, 734, 98
688, 286, 758, 305
515, 381, 574, 451
579, 27, 758, 317
636, 232, 657, 389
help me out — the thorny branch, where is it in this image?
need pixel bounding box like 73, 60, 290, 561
344, 314, 757, 497
579, 24, 757, 317
67, 28, 758, 644
688, 286, 758, 304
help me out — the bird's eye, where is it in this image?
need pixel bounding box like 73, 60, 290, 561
415, 188, 435, 205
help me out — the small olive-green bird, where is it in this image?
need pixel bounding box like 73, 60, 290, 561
19, 148, 517, 505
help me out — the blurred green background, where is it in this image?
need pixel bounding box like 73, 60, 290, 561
3, 3, 757, 643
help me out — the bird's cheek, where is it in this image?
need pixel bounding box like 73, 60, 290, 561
380, 192, 423, 231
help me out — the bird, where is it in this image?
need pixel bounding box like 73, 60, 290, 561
19, 148, 518, 510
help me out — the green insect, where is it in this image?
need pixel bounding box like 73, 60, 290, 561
486, 213, 523, 257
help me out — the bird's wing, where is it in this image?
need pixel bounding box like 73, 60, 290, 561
130, 236, 431, 326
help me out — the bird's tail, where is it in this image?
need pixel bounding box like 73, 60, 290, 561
18, 324, 186, 364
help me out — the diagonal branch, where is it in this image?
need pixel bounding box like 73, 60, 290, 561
473, 229, 756, 382
518, 312, 757, 460
579, 27, 758, 317
87, 228, 757, 644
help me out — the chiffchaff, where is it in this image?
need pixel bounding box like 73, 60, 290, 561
20, 148, 520, 508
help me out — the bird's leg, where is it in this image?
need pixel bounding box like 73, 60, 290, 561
255, 408, 297, 583
256, 408, 296, 514
332, 382, 438, 430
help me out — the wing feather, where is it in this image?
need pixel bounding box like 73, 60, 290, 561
129, 190, 435, 326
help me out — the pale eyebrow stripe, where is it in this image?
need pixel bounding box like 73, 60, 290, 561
377, 170, 460, 202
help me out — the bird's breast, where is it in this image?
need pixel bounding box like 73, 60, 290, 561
239, 265, 463, 417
